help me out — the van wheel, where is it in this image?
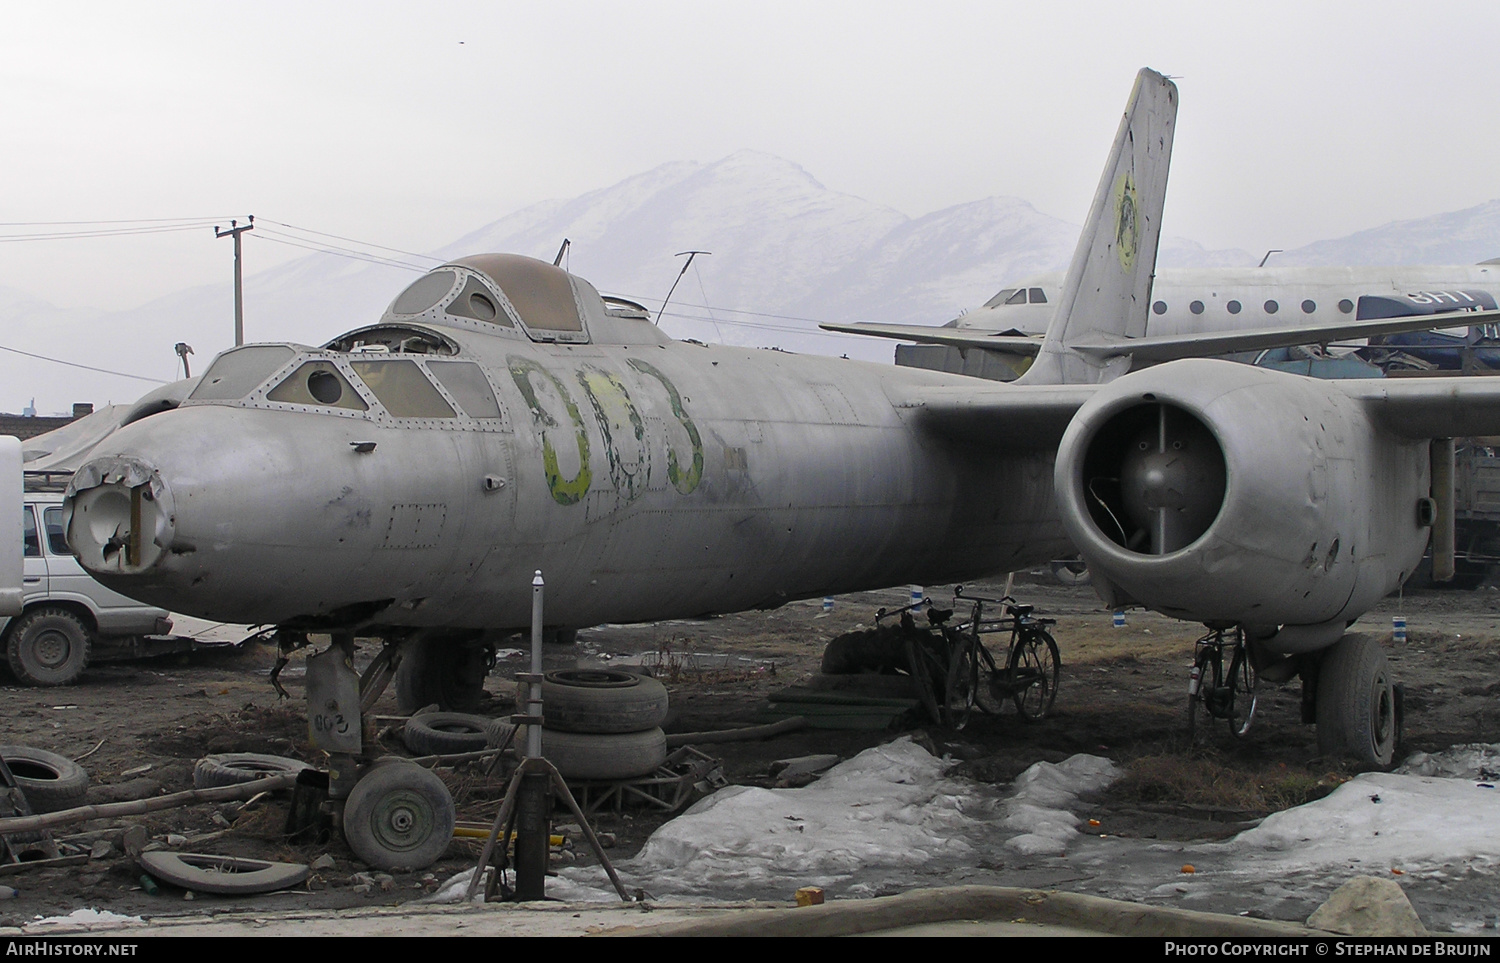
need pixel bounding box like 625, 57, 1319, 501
7, 608, 92, 687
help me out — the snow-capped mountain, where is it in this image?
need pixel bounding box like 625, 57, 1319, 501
4, 150, 1497, 412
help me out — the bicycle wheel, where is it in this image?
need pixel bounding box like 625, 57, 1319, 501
1187, 644, 1219, 743
973, 642, 1007, 716
1008, 628, 1060, 721
1226, 646, 1258, 739
942, 632, 978, 729
903, 636, 943, 726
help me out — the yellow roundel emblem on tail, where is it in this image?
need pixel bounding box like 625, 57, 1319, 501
1113, 171, 1139, 271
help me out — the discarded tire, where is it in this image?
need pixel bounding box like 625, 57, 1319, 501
402, 712, 510, 755
193, 753, 312, 789
342, 760, 455, 872
139, 852, 310, 895
6, 608, 92, 687
820, 626, 909, 674
529, 669, 669, 734
524, 727, 668, 781
0, 745, 89, 813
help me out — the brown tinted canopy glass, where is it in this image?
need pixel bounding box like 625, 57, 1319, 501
451, 254, 582, 332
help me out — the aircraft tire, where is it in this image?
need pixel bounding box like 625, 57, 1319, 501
1314, 632, 1397, 768
6, 608, 91, 687
342, 761, 455, 872
525, 727, 668, 781
394, 638, 489, 715
402, 712, 506, 755
0, 745, 90, 813
139, 852, 310, 895
532, 669, 668, 734
193, 753, 313, 790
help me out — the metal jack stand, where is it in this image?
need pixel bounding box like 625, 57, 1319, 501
464, 570, 633, 904
463, 756, 633, 903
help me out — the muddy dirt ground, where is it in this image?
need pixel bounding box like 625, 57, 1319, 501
3, 572, 1499, 928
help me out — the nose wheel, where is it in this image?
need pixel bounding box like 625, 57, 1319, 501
341, 761, 456, 872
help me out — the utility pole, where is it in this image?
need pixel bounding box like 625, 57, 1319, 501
214, 216, 254, 346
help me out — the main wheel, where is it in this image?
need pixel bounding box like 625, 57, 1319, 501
393, 637, 490, 714
942, 636, 977, 729
1009, 628, 1060, 721
1226, 648, 1258, 739
6, 608, 91, 687
342, 761, 455, 872
1315, 632, 1397, 768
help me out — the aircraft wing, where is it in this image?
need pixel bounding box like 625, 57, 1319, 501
895, 383, 1097, 449
819, 321, 1043, 354
1337, 375, 1500, 439
1067, 307, 1500, 362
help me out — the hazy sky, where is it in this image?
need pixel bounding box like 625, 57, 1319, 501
4, 0, 1499, 311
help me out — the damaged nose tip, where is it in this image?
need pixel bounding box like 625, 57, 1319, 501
66, 456, 176, 575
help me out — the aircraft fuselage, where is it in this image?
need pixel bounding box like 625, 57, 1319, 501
66, 263, 1068, 633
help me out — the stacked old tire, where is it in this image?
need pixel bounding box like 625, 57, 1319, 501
523, 669, 669, 781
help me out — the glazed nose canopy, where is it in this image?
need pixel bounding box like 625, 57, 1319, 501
1084, 402, 1226, 555
65, 455, 176, 575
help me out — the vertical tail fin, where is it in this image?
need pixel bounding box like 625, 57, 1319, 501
1019, 68, 1177, 386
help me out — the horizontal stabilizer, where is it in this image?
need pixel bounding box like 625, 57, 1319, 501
1069, 307, 1500, 362
818, 321, 1042, 355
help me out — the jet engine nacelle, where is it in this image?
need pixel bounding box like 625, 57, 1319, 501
1054, 359, 1431, 651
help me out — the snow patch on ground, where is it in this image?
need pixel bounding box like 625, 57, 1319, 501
25, 908, 145, 931
1002, 754, 1119, 856
558, 737, 1122, 901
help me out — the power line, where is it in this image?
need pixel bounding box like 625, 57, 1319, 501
0, 223, 221, 242
0, 343, 169, 384
257, 219, 443, 263
0, 216, 235, 225
250, 231, 430, 272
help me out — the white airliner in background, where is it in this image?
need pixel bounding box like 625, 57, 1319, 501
826, 262, 1500, 380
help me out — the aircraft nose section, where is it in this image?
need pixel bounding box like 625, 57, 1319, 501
65, 455, 177, 575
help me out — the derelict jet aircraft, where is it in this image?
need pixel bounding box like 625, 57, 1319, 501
59, 69, 1500, 773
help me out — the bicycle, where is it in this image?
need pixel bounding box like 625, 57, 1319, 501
1187, 625, 1257, 740
875, 587, 1061, 728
